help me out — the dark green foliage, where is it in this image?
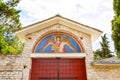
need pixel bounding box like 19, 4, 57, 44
112, 0, 120, 58
94, 49, 103, 60
94, 34, 114, 60
0, 0, 23, 54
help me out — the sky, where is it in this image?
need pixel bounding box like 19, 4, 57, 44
17, 0, 115, 52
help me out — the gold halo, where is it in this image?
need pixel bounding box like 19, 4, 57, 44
54, 34, 62, 41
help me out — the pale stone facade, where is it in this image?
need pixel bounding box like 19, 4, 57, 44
0, 15, 120, 80
0, 54, 29, 80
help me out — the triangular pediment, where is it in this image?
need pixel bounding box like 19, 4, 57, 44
16, 15, 102, 42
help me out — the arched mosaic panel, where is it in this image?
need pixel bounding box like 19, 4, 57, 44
34, 33, 83, 53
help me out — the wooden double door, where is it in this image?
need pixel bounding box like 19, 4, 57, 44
31, 58, 87, 80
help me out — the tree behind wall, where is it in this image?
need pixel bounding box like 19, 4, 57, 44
112, 0, 120, 58
94, 34, 114, 60
0, 0, 23, 54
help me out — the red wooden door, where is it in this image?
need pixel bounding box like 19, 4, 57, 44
31, 58, 87, 80
59, 59, 87, 80
31, 58, 58, 80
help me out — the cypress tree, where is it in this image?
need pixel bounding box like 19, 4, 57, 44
112, 0, 120, 58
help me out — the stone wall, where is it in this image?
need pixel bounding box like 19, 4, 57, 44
0, 54, 30, 80
1, 55, 120, 80
89, 65, 120, 80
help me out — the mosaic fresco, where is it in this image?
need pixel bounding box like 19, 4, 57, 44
35, 33, 81, 53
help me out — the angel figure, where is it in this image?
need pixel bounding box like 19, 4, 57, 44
40, 35, 76, 53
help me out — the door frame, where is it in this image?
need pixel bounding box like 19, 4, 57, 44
30, 53, 86, 58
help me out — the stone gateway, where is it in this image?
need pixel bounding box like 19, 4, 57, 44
0, 15, 120, 80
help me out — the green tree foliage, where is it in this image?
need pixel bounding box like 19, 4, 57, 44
0, 0, 23, 54
94, 34, 114, 60
112, 0, 120, 58
94, 49, 103, 60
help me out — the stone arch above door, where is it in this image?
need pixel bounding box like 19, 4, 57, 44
32, 31, 84, 53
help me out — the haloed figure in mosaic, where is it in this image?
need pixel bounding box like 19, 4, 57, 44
40, 35, 76, 53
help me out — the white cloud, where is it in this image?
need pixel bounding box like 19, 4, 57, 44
18, 0, 114, 33
17, 0, 115, 52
